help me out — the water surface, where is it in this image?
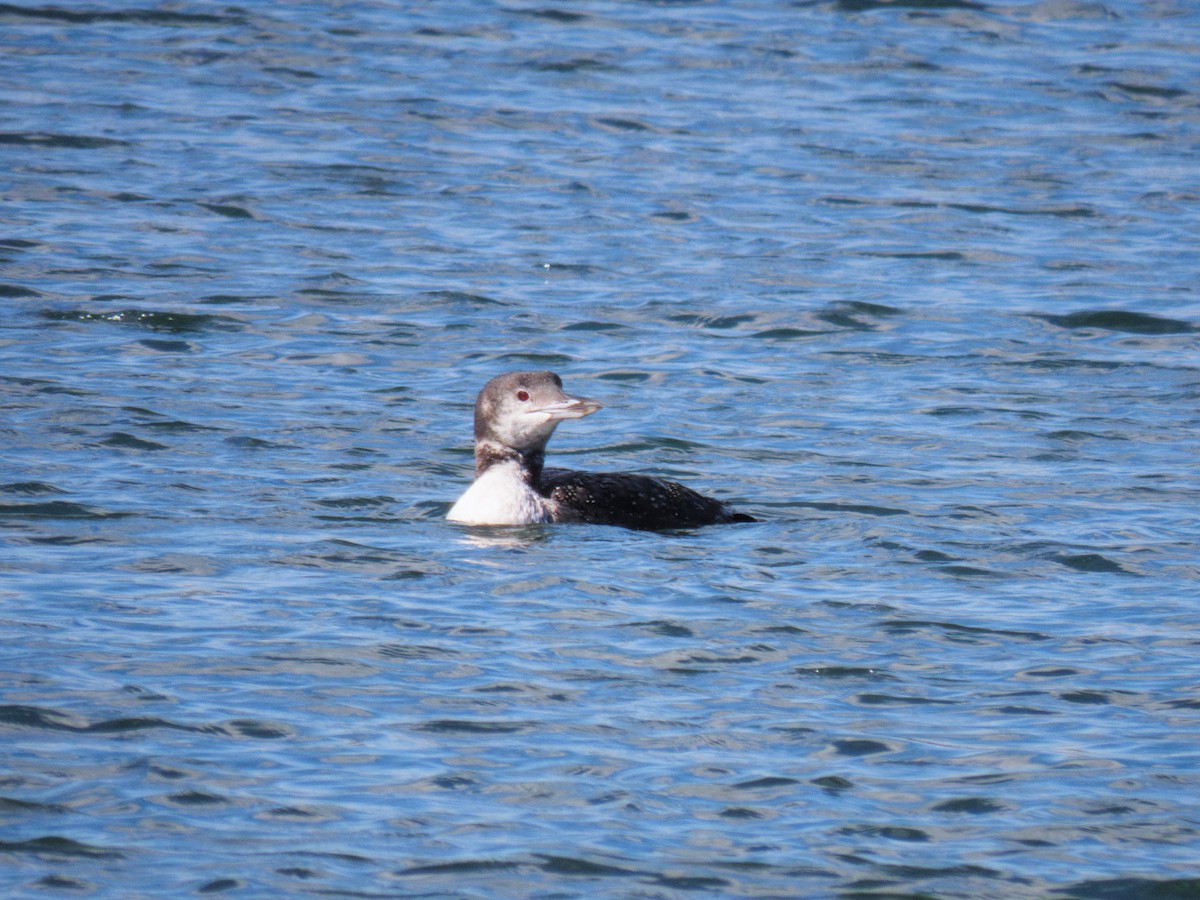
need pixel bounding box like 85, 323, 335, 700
2, 0, 1199, 896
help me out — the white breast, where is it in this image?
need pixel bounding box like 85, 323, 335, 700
446, 461, 552, 526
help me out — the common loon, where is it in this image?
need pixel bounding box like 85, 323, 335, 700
447, 370, 755, 530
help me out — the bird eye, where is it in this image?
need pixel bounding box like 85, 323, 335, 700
516, 390, 530, 402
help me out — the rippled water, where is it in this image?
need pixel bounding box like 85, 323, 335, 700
3, 1, 1200, 896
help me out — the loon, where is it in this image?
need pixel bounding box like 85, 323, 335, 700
447, 370, 755, 530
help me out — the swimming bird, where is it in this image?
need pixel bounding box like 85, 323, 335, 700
447, 370, 755, 530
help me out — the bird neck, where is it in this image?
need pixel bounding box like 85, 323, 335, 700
475, 439, 545, 485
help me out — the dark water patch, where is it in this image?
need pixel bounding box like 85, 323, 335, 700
535, 262, 604, 276
1052, 553, 1133, 574
0, 4, 236, 25
841, 824, 931, 842
830, 739, 893, 757
1032, 310, 1196, 335
314, 512, 405, 524
41, 308, 243, 333
23, 535, 112, 546
0, 705, 205, 735
649, 209, 699, 224
842, 196, 1100, 221
1046, 429, 1126, 442
940, 564, 1007, 578
535, 57, 613, 73
494, 351, 575, 367
538, 855, 639, 877
197, 202, 256, 220
796, 666, 895, 680
122, 685, 172, 702
164, 790, 228, 807
751, 326, 827, 340
0, 131, 129, 149
647, 436, 710, 452
669, 313, 758, 330
1020, 666, 1086, 679
650, 873, 732, 891
1058, 690, 1114, 705
85, 716, 193, 734
0, 836, 123, 860
591, 116, 655, 133
882, 620, 1050, 643
224, 435, 292, 450
258, 653, 377, 677
0, 500, 126, 520
835, 0, 987, 11
869, 861, 1006, 886
855, 693, 957, 706
200, 293, 270, 305
1001, 355, 1128, 373
915, 549, 957, 562
561, 320, 627, 332
136, 417, 221, 433
469, 683, 570, 700
719, 806, 763, 819
414, 719, 532, 734
110, 191, 152, 202
282, 541, 428, 571
401, 859, 521, 876
99, 432, 170, 451
734, 776, 801, 790
219, 719, 294, 740
295, 288, 375, 302
0, 283, 42, 297
949, 505, 1004, 520
931, 797, 1008, 814
833, 300, 903, 318
0, 796, 68, 813
594, 370, 652, 383
314, 495, 394, 509
948, 202, 1097, 218
1107, 82, 1190, 101
198, 878, 241, 894
622, 620, 695, 638
517, 8, 591, 23
795, 501, 909, 517
815, 301, 902, 330
33, 875, 93, 891
861, 249, 968, 261
420, 289, 509, 306
264, 66, 320, 80
0, 482, 66, 496
924, 405, 996, 417
276, 866, 320, 879
1162, 698, 1200, 710
138, 338, 195, 352
1056, 876, 1200, 899
998, 704, 1056, 715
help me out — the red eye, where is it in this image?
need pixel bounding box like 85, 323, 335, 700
516, 390, 529, 402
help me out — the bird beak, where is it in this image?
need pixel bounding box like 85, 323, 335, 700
531, 394, 603, 422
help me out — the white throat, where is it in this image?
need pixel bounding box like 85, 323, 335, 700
446, 459, 552, 526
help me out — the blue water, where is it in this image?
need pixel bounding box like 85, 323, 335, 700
3, 1, 1200, 896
